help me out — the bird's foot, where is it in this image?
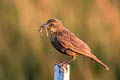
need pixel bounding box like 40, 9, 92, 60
58, 63, 68, 73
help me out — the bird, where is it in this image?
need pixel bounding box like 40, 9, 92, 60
39, 18, 110, 70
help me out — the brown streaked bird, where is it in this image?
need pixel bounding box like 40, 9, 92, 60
39, 18, 110, 70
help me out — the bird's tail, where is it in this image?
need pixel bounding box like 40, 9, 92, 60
85, 53, 110, 70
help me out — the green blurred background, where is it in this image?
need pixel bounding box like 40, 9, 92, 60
0, 0, 120, 80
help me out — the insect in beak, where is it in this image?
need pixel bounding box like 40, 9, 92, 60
38, 23, 49, 37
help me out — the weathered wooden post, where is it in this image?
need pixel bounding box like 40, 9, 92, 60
54, 64, 70, 80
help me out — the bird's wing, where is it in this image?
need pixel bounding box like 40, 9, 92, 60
57, 28, 91, 55
57, 28, 110, 70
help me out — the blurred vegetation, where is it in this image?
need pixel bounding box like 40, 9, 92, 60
0, 0, 120, 80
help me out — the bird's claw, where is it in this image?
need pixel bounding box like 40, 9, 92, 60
58, 63, 68, 73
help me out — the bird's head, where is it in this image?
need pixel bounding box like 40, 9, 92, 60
39, 18, 63, 33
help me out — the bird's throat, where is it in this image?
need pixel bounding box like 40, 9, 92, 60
50, 32, 56, 42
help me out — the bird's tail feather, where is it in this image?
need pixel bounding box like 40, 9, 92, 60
84, 53, 110, 70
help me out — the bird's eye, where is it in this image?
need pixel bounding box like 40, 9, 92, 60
50, 23, 54, 26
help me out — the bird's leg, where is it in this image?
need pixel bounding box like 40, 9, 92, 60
58, 57, 72, 72
63, 56, 76, 64
59, 57, 72, 66
58, 56, 76, 72
59, 56, 76, 70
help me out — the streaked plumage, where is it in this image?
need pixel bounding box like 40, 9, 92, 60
39, 18, 110, 70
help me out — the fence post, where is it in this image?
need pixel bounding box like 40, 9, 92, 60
54, 64, 70, 80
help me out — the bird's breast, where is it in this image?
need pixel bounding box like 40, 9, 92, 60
49, 33, 66, 54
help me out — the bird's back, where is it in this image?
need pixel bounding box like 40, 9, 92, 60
56, 28, 91, 55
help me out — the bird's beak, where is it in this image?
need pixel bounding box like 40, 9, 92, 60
39, 23, 48, 32
38, 22, 49, 37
